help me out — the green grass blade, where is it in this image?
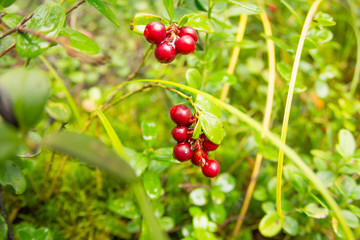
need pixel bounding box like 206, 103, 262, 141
348, 0, 360, 96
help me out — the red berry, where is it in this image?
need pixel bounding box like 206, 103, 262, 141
179, 26, 198, 42
175, 36, 196, 55
202, 159, 220, 178
269, 4, 277, 12
155, 42, 176, 63
172, 126, 188, 143
144, 21, 166, 44
169, 104, 192, 126
173, 142, 193, 162
201, 134, 219, 151
192, 148, 208, 166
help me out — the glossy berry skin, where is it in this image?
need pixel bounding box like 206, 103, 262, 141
179, 26, 198, 42
144, 21, 166, 44
155, 42, 176, 63
173, 142, 193, 162
202, 159, 220, 178
192, 148, 208, 166
175, 36, 196, 55
170, 104, 192, 126
201, 134, 219, 151
171, 126, 188, 143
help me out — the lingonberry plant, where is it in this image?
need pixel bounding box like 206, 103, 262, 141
0, 0, 360, 240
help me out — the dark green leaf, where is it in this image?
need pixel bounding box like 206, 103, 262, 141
141, 121, 158, 148
179, 13, 215, 33
143, 171, 164, 199
1, 13, 22, 28
86, 0, 119, 27
0, 215, 7, 240
259, 211, 282, 238
0, 160, 27, 194
0, 0, 15, 8
14, 222, 36, 240
59, 28, 100, 54
16, 3, 66, 58
45, 101, 71, 122
199, 112, 224, 144
33, 228, 53, 240
108, 198, 140, 219
130, 14, 169, 35
44, 132, 136, 182
192, 120, 202, 139
0, 68, 50, 130
0, 123, 20, 161
163, 0, 174, 20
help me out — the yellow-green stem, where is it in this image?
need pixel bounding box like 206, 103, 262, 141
276, 0, 322, 219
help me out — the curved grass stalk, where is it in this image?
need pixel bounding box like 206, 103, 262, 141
276, 0, 322, 219
220, 14, 248, 101
113, 79, 354, 240
348, 0, 360, 97
40, 55, 81, 121
231, 6, 276, 238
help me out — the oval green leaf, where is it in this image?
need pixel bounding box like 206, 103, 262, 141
59, 28, 100, 54
0, 160, 27, 194
86, 0, 119, 27
259, 211, 282, 238
199, 112, 224, 144
130, 14, 169, 35
179, 13, 215, 33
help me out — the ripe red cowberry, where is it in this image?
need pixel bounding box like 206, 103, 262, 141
175, 36, 196, 55
269, 4, 277, 12
169, 104, 192, 126
173, 142, 193, 162
201, 134, 219, 151
192, 148, 208, 166
171, 126, 188, 143
179, 26, 198, 42
155, 42, 176, 63
144, 21, 166, 44
202, 159, 220, 178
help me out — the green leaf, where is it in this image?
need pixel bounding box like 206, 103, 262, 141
0, 160, 27, 194
316, 171, 335, 188
277, 62, 292, 82
0, 0, 15, 8
163, 0, 174, 20
0, 215, 7, 240
283, 164, 307, 193
141, 121, 158, 148
130, 14, 169, 35
337, 129, 355, 158
342, 210, 359, 228
159, 217, 175, 231
349, 205, 360, 218
308, 28, 333, 43
208, 203, 226, 224
186, 68, 201, 100
108, 198, 140, 219
0, 68, 50, 130
192, 120, 202, 139
342, 176, 356, 198
143, 171, 164, 199
179, 13, 215, 33
86, 0, 119, 27
1, 13, 22, 28
14, 222, 36, 240
314, 12, 336, 27
33, 228, 53, 240
262, 202, 276, 213
195, 95, 222, 118
261, 33, 294, 54
291, 34, 318, 49
16, 3, 66, 58
283, 216, 299, 236
199, 112, 224, 145
189, 188, 209, 206
210, 187, 225, 204
259, 211, 282, 238
193, 214, 209, 229
45, 101, 71, 122
215, 0, 261, 13
208, 71, 237, 85
214, 173, 236, 193
127, 151, 150, 176
44, 132, 136, 181
0, 124, 20, 161
303, 203, 328, 219
59, 28, 100, 54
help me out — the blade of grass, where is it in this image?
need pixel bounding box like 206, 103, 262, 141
40, 55, 81, 121
348, 0, 360, 97
281, 0, 302, 25
220, 14, 248, 101
95, 109, 169, 240
276, 0, 322, 220
117, 79, 354, 240
231, 3, 276, 237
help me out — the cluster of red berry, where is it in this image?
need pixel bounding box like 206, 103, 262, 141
143, 22, 198, 63
170, 104, 220, 178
